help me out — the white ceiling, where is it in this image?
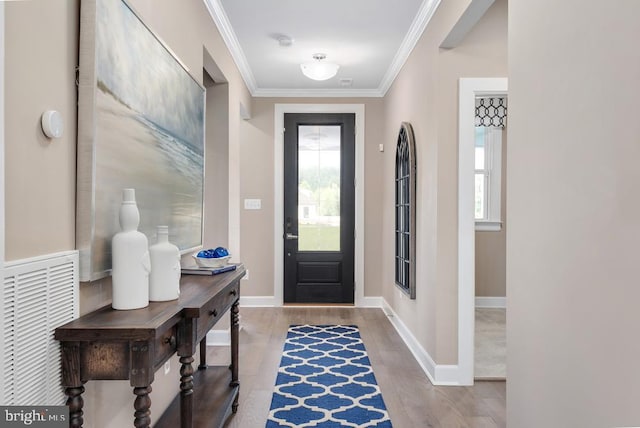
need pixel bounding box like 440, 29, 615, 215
204, 0, 442, 97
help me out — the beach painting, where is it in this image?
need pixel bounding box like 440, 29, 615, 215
77, 0, 205, 281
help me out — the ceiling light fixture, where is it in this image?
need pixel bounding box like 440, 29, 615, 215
300, 53, 339, 81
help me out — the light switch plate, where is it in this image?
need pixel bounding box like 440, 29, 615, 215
244, 199, 261, 210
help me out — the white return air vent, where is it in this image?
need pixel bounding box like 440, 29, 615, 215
1, 251, 79, 405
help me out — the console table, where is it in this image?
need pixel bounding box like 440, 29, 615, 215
54, 266, 245, 428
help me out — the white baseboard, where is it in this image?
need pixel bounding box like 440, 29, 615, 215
381, 298, 462, 386
206, 329, 230, 346
357, 296, 383, 308
239, 295, 385, 308
240, 296, 276, 307
475, 296, 506, 308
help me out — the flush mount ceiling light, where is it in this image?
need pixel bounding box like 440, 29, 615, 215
300, 53, 339, 81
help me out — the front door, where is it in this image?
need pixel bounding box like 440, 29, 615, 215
283, 113, 355, 303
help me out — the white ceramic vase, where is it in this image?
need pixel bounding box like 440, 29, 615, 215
149, 225, 181, 302
111, 188, 150, 310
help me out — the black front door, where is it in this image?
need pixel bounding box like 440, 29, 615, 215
283, 113, 355, 304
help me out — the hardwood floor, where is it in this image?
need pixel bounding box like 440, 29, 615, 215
475, 308, 507, 380
208, 307, 506, 428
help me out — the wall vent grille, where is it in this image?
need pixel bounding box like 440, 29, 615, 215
1, 251, 79, 405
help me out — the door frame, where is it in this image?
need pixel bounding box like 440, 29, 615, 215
458, 78, 507, 385
274, 104, 365, 307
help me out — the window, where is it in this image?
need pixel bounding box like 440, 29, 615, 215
474, 126, 502, 231
395, 122, 416, 299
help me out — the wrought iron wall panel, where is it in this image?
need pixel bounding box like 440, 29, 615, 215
394, 122, 416, 299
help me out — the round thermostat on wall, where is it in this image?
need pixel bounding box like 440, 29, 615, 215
41, 110, 64, 139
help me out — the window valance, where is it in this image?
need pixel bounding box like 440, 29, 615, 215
475, 97, 507, 128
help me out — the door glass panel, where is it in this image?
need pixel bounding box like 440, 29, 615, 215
298, 125, 341, 251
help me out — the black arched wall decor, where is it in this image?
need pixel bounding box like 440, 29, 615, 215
395, 122, 416, 299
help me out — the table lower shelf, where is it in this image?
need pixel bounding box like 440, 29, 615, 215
155, 366, 239, 428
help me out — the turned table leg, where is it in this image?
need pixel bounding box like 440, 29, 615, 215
66, 385, 85, 428
133, 386, 152, 428
230, 300, 240, 413
180, 355, 195, 428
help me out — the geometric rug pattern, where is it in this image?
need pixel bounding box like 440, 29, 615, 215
266, 325, 393, 427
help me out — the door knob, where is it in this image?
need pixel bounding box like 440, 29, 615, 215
285, 233, 299, 240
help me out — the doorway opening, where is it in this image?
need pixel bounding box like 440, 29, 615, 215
283, 113, 355, 304
458, 78, 507, 385
473, 122, 507, 380
274, 104, 366, 307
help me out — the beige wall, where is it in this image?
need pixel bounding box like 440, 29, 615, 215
4, 0, 250, 426
15, 0, 640, 425
507, 0, 640, 426
204, 82, 230, 248
475, 128, 507, 298
240, 98, 385, 298
382, 0, 508, 363
5, 0, 79, 260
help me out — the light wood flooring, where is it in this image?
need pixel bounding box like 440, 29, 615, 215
475, 308, 507, 380
209, 307, 506, 428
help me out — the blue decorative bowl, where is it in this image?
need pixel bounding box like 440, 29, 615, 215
193, 253, 230, 268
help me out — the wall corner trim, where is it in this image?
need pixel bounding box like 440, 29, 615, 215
381, 298, 464, 386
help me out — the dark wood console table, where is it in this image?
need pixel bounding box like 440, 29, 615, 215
54, 266, 245, 428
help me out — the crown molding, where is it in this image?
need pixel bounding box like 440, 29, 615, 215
252, 87, 384, 98
378, 0, 442, 96
205, 0, 441, 98
203, 0, 257, 92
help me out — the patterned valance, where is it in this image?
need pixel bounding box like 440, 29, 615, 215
475, 97, 507, 128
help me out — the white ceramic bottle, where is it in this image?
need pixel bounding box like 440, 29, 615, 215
111, 188, 150, 310
149, 225, 181, 301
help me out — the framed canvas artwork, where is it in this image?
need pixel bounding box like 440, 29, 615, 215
76, 0, 205, 281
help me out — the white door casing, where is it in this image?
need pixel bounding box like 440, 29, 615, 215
274, 104, 366, 307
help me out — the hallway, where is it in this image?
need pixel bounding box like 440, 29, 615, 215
208, 307, 506, 428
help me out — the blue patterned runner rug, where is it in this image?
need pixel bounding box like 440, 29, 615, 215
266, 325, 393, 427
